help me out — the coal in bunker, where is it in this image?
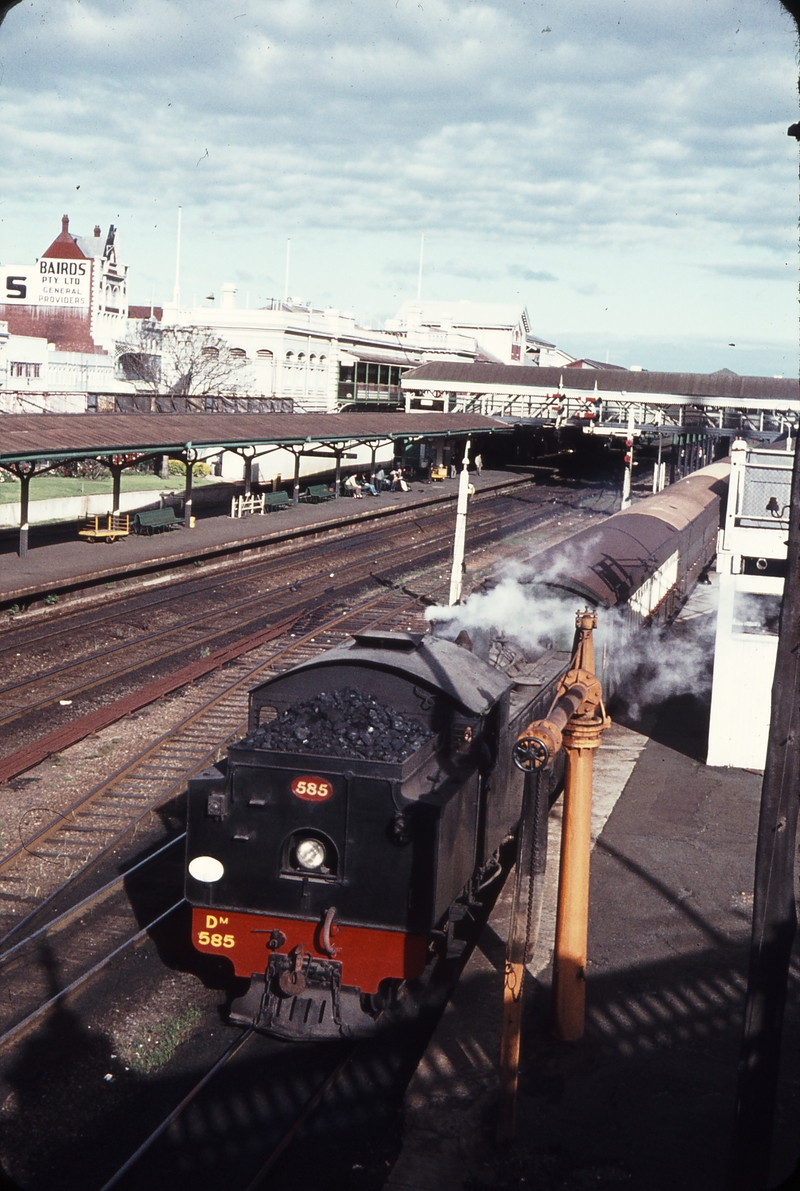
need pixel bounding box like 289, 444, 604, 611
240, 686, 434, 762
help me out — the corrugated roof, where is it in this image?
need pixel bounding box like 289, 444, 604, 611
0, 412, 509, 464
402, 362, 799, 401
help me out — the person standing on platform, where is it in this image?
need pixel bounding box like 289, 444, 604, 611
474, 453, 483, 476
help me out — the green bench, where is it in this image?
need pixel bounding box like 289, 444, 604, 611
264, 490, 290, 512
302, 484, 334, 503
132, 507, 182, 534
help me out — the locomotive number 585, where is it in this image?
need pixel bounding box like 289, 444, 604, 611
291, 775, 333, 801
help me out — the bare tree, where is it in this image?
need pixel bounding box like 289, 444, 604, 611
117, 324, 251, 398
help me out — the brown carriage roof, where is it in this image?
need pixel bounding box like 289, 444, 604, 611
401, 361, 799, 402
0, 411, 508, 465
525, 463, 730, 607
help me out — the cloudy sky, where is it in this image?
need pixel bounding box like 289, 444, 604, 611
0, 0, 797, 374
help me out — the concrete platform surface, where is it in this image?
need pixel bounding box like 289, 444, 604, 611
0, 471, 525, 606
383, 592, 800, 1191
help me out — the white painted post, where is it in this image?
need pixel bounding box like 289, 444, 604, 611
448, 438, 472, 606
621, 407, 635, 510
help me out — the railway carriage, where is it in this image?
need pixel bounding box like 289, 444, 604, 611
185, 460, 729, 1040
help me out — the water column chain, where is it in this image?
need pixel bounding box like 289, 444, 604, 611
498, 610, 610, 1141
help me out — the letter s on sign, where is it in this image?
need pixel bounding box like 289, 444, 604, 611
6, 276, 27, 300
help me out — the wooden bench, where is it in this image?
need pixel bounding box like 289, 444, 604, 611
263, 490, 290, 512
132, 507, 181, 534
79, 513, 130, 543
301, 484, 334, 503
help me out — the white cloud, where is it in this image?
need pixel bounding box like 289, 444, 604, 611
0, 0, 796, 374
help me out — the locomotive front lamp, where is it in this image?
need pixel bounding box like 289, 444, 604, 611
295, 837, 326, 871
188, 855, 225, 883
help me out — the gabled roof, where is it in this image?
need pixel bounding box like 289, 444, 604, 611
565, 358, 628, 371
41, 215, 88, 261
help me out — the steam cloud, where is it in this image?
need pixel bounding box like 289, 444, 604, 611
425, 571, 719, 721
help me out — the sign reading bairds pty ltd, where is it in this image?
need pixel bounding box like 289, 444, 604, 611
3, 259, 92, 309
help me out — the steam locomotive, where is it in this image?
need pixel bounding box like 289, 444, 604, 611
185, 460, 729, 1040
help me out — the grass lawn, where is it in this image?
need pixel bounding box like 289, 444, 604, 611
0, 473, 218, 505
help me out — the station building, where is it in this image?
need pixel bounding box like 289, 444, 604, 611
386, 299, 575, 368
1, 214, 128, 354
0, 215, 137, 412
2, 215, 581, 419
151, 292, 556, 416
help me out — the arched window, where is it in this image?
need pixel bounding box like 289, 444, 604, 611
309, 353, 317, 366
285, 351, 294, 361
229, 347, 247, 359
319, 354, 327, 368
256, 349, 273, 360
202, 346, 219, 359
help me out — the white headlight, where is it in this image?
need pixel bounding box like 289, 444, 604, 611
188, 855, 224, 883
295, 838, 326, 871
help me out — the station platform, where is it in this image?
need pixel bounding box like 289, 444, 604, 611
383, 586, 800, 1191
0, 470, 530, 608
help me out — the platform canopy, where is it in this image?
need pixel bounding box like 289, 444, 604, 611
0, 411, 508, 466
400, 362, 800, 434
0, 411, 508, 557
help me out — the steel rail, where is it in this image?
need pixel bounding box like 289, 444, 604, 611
0, 833, 186, 960
0, 495, 462, 700
0, 490, 542, 772
95, 1028, 257, 1191
0, 612, 301, 783
0, 590, 421, 940
243, 1047, 359, 1190
0, 898, 185, 1053
0, 478, 529, 655
0, 488, 525, 721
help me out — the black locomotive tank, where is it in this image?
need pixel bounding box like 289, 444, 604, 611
185, 629, 545, 1039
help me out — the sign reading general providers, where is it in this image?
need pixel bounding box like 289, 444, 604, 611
3, 259, 92, 309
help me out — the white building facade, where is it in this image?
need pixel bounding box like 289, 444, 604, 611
706, 438, 792, 769
387, 299, 574, 368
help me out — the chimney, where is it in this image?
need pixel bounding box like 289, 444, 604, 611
61, 214, 69, 235
94, 225, 101, 238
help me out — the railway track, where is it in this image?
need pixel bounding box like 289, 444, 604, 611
86, 833, 514, 1191
0, 589, 426, 936
0, 589, 429, 1095
0, 484, 610, 1191
0, 482, 592, 767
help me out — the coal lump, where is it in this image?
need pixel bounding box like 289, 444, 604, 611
242, 687, 433, 762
